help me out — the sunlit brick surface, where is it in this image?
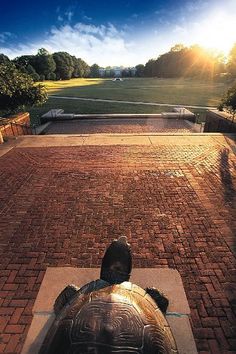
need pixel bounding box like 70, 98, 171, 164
0, 141, 235, 353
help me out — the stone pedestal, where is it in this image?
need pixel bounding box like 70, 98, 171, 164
21, 268, 197, 354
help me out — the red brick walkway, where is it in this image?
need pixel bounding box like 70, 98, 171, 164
0, 141, 236, 353
44, 118, 197, 134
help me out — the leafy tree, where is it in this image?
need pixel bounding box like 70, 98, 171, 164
37, 48, 50, 56
227, 43, 236, 78
143, 44, 224, 78
135, 64, 145, 77
78, 58, 90, 77
47, 72, 56, 80
144, 59, 156, 77
170, 43, 186, 52
0, 62, 47, 114
90, 63, 100, 77
25, 64, 40, 82
53, 52, 74, 80
34, 48, 56, 79
0, 53, 10, 64
218, 84, 236, 118
13, 55, 35, 72
39, 74, 45, 81
71, 56, 79, 78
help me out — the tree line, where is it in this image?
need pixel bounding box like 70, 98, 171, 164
136, 43, 236, 80
1, 43, 236, 82
0, 48, 90, 81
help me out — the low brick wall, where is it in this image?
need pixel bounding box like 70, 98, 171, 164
204, 110, 236, 133
0, 113, 32, 142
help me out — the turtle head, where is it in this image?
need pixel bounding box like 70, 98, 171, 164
100, 236, 132, 284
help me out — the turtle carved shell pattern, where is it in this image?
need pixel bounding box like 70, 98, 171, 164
39, 281, 178, 353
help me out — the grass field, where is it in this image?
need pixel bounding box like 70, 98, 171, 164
29, 77, 231, 124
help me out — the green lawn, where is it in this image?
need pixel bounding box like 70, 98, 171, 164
29, 77, 231, 124
43, 77, 230, 106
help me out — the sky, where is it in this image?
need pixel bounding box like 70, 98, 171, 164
0, 0, 236, 67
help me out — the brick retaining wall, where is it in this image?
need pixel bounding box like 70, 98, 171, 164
0, 113, 32, 142
204, 110, 236, 133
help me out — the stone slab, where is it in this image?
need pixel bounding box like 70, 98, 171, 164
1, 133, 235, 150
83, 135, 151, 145
35, 122, 52, 135
167, 316, 197, 354
16, 135, 85, 147
42, 109, 64, 118
33, 267, 190, 315
21, 314, 55, 354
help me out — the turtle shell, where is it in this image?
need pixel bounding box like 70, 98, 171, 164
39, 281, 178, 354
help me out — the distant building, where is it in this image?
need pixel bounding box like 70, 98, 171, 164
98, 66, 137, 78
98, 68, 105, 76
130, 67, 137, 76
113, 67, 122, 77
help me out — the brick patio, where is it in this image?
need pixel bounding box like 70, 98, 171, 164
0, 134, 236, 353
44, 117, 199, 134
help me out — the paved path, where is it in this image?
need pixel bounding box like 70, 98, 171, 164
44, 118, 200, 134
0, 134, 236, 354
50, 95, 216, 110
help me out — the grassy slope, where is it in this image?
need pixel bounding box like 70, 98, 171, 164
29, 77, 230, 124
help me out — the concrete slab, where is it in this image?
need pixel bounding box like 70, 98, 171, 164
149, 135, 220, 145
33, 267, 190, 315
16, 135, 85, 147
167, 316, 197, 354
35, 122, 52, 135
22, 267, 196, 354
42, 109, 64, 118
1, 133, 235, 150
83, 135, 151, 145
0, 138, 18, 156
21, 314, 55, 354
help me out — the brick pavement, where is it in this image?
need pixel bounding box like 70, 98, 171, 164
44, 118, 197, 134
0, 136, 236, 353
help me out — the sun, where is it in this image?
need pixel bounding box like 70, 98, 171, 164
192, 10, 236, 56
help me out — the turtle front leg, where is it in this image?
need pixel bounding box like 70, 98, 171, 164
54, 284, 79, 315
145, 287, 169, 314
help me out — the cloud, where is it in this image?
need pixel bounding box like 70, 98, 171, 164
154, 8, 166, 15
65, 10, 73, 22
185, 0, 209, 13
56, 6, 74, 23
83, 15, 92, 21
0, 32, 15, 44
0, 23, 138, 66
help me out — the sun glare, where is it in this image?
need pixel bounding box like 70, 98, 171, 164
194, 11, 236, 56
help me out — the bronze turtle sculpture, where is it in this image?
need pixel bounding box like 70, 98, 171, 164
39, 237, 178, 353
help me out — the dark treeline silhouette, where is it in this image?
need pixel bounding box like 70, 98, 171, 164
136, 43, 236, 80
0, 48, 90, 82
1, 42, 236, 81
